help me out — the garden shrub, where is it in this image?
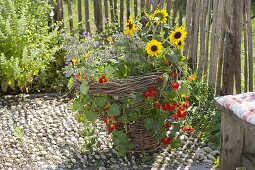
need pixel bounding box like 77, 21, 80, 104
187, 77, 221, 146
0, 0, 61, 93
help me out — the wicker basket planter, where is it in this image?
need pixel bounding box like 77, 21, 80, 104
87, 73, 166, 152
128, 119, 161, 152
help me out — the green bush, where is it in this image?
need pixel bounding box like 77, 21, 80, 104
187, 76, 221, 146
0, 0, 61, 92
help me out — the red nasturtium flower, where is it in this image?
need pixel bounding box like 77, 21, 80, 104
182, 126, 195, 133
143, 87, 157, 98
99, 75, 108, 83
75, 72, 82, 82
153, 101, 161, 108
161, 136, 171, 145
171, 82, 179, 90
163, 122, 171, 130
162, 103, 169, 111
183, 101, 189, 108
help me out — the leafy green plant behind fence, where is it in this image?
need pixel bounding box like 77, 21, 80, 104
0, 0, 60, 92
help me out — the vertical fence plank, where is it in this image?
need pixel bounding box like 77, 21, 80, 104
247, 0, 253, 91
152, 0, 160, 11
141, 0, 146, 15
166, 0, 172, 16
146, 0, 151, 12
204, 0, 213, 75
104, 0, 109, 28
189, 0, 201, 70
234, 0, 243, 93
78, 0, 83, 34
84, 0, 90, 33
208, 0, 219, 87
134, 0, 138, 18
223, 0, 234, 95
243, 0, 248, 92
198, 0, 208, 78
94, 0, 103, 32
172, 0, 179, 26
126, 0, 130, 20
109, 0, 115, 22
67, 0, 74, 34
178, 0, 184, 26
120, 0, 124, 29
114, 0, 118, 22
183, 0, 193, 57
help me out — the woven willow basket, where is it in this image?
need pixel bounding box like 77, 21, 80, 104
88, 72, 171, 152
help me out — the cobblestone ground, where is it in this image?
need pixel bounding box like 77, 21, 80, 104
0, 94, 219, 170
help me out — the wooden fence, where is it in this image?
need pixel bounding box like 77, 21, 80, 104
53, 0, 254, 95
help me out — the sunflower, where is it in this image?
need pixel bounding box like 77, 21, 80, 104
152, 9, 169, 24
169, 27, 187, 43
175, 40, 185, 49
124, 16, 138, 36
146, 40, 163, 57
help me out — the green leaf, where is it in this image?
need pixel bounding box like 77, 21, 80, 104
128, 112, 139, 122
144, 118, 154, 130
171, 138, 181, 149
73, 99, 84, 111
108, 103, 120, 116
85, 111, 97, 122
67, 77, 74, 90
105, 65, 115, 77
94, 97, 108, 107
80, 80, 89, 95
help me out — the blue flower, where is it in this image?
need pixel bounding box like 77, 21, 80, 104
94, 41, 100, 47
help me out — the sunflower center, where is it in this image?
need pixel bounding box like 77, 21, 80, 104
178, 41, 182, 45
151, 45, 158, 52
128, 23, 133, 29
174, 32, 182, 39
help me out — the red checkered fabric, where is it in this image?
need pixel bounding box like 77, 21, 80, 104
215, 92, 255, 126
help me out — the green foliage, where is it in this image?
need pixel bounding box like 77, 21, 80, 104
187, 77, 221, 146
14, 127, 25, 145
0, 0, 61, 92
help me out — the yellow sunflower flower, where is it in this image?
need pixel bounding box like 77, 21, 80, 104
124, 16, 138, 36
175, 40, 185, 49
169, 27, 187, 43
146, 40, 163, 57
152, 9, 169, 24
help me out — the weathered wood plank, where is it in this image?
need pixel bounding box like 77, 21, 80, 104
241, 154, 255, 170
183, 0, 193, 57
77, 0, 83, 33
84, 0, 90, 32
134, 0, 138, 18
67, 0, 74, 34
172, 0, 179, 26
178, 0, 184, 26
204, 0, 213, 76
113, 0, 118, 22
223, 0, 235, 95
246, 0, 253, 92
109, 0, 114, 22
219, 106, 244, 170
189, 0, 201, 70
120, 0, 124, 29
146, 0, 151, 12
198, 0, 208, 78
104, 0, 109, 28
243, 0, 248, 92
126, 0, 130, 20
166, 0, 172, 16
94, 0, 103, 32
233, 0, 243, 94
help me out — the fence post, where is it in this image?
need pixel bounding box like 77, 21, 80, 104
104, 0, 109, 28
84, 0, 90, 33
67, 0, 74, 35
94, 0, 103, 32
134, 0, 138, 18
247, 0, 253, 92
120, 0, 124, 29
77, 0, 83, 34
